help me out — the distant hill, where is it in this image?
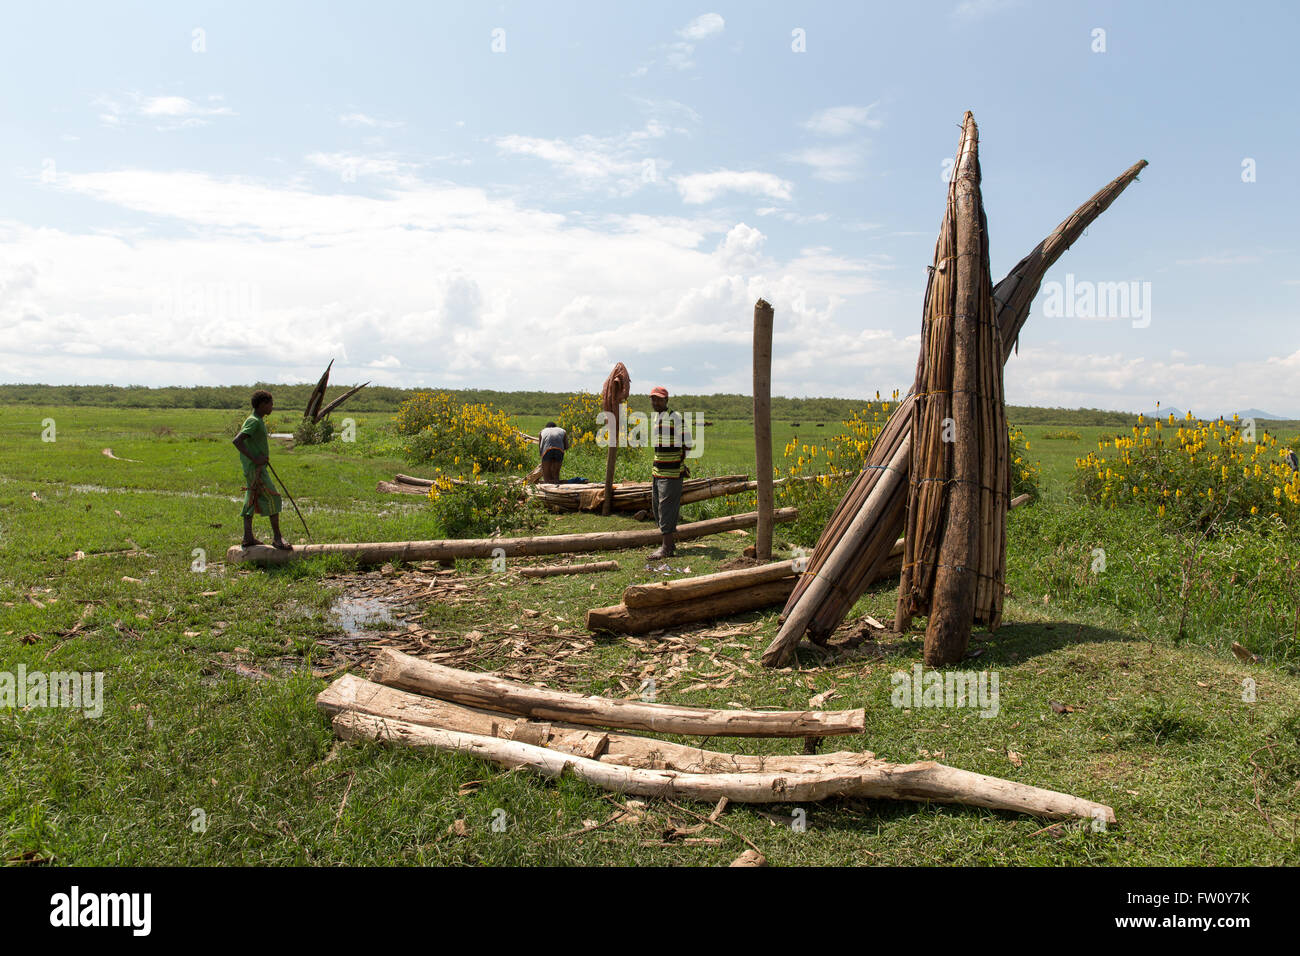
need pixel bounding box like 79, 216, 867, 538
1140, 407, 1185, 421
1235, 408, 1286, 421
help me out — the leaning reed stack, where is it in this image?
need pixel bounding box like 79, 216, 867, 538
761, 148, 1148, 668
895, 112, 1009, 665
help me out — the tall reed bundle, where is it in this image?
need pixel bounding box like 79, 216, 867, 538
761, 140, 1148, 667
896, 112, 1008, 665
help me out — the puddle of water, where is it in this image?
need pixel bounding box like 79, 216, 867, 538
329, 596, 394, 640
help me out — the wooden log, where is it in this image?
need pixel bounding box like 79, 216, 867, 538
602, 445, 618, 517
753, 298, 775, 560
376, 480, 426, 495
332, 710, 1115, 821
319, 674, 878, 773
369, 649, 864, 736
594, 553, 903, 637
588, 578, 798, 634
531, 474, 751, 513
518, 560, 620, 578
770, 158, 1148, 661
227, 507, 797, 566
624, 560, 795, 608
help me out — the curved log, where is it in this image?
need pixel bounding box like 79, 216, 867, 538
369, 649, 864, 737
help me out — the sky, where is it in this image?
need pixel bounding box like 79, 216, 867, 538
1, 0, 1297, 416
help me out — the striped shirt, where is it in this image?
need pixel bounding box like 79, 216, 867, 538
651, 410, 693, 478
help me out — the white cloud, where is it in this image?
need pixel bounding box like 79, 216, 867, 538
95, 92, 235, 130
1004, 344, 1300, 418
678, 13, 725, 41
785, 143, 867, 183
664, 13, 726, 70
801, 104, 882, 136
0, 163, 883, 395
495, 121, 674, 194
339, 112, 403, 129
674, 170, 793, 204
1175, 253, 1260, 266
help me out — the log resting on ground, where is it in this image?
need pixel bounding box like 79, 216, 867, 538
319, 674, 878, 773
369, 648, 864, 736
332, 709, 1115, 821
227, 507, 796, 566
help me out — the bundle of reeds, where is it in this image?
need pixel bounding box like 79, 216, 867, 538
895, 112, 1009, 665
761, 144, 1148, 667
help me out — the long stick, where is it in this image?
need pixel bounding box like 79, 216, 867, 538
266, 461, 311, 541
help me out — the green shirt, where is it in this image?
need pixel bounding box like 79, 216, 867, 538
237, 414, 269, 474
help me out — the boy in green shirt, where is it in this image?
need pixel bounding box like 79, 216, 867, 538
232, 390, 292, 550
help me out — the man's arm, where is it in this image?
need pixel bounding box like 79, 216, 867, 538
232, 434, 268, 466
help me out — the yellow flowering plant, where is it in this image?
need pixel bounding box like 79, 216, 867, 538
1074, 414, 1300, 530
394, 390, 532, 473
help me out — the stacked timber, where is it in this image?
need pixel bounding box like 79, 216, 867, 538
587, 537, 904, 636
531, 474, 751, 513
762, 135, 1149, 666
376, 472, 763, 513
895, 113, 1009, 665
315, 649, 1116, 820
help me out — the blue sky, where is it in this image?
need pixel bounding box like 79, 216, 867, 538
1, 0, 1297, 415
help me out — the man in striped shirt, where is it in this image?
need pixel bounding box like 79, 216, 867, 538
648, 385, 693, 559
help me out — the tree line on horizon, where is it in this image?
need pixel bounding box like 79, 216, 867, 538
0, 382, 1166, 426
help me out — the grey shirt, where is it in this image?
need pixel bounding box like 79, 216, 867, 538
539, 426, 570, 456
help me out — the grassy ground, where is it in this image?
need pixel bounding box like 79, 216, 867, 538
1, 405, 1297, 865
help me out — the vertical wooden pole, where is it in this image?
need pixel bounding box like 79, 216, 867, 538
603, 435, 618, 516
753, 299, 775, 560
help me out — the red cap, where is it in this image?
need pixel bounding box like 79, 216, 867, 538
650, 386, 668, 398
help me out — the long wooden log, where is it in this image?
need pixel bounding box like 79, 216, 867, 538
588, 578, 798, 634
519, 560, 620, 578
624, 560, 796, 608
769, 160, 1148, 663
369, 649, 864, 736
319, 674, 878, 773
753, 298, 775, 560
227, 507, 797, 566
592, 553, 904, 636
332, 710, 1115, 821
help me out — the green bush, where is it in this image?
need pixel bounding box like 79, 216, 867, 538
293, 417, 334, 445
428, 476, 545, 538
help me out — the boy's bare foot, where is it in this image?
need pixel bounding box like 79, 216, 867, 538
242, 536, 264, 547
272, 538, 294, 551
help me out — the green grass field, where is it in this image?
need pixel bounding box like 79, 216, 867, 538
2, 404, 1298, 865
